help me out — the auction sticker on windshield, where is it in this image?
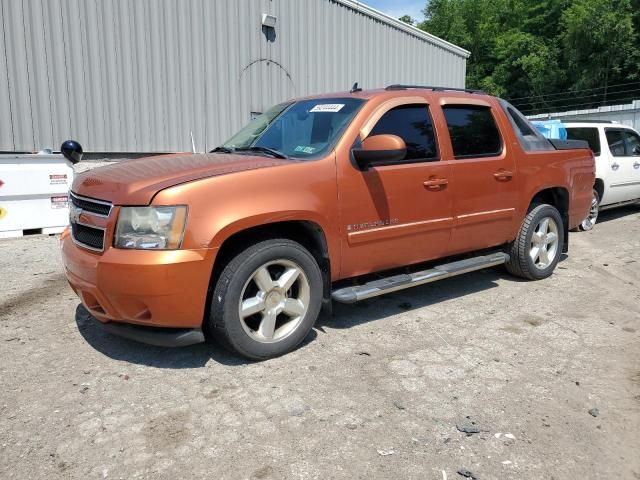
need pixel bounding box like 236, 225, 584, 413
294, 146, 316, 154
310, 104, 344, 113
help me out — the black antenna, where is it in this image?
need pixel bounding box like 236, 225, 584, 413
350, 82, 362, 93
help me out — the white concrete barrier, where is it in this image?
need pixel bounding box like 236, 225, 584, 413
0, 153, 74, 238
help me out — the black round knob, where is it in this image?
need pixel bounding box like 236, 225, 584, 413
61, 140, 83, 164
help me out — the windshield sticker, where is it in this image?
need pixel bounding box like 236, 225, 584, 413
310, 104, 344, 113
294, 146, 317, 154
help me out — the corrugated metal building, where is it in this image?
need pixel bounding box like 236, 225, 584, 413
0, 0, 469, 154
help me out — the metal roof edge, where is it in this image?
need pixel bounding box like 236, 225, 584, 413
527, 99, 640, 119
332, 0, 471, 58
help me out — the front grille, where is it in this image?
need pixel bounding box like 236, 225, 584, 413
70, 192, 112, 217
71, 222, 105, 251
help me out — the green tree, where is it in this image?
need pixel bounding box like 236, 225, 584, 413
398, 15, 415, 25
417, 0, 640, 114
561, 0, 639, 96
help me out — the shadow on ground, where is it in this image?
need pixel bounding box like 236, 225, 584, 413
594, 204, 639, 224
322, 267, 505, 331
75, 261, 541, 368
75, 304, 253, 368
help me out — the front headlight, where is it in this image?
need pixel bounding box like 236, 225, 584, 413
114, 206, 187, 250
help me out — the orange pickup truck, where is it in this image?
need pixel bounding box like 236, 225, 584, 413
61, 85, 595, 359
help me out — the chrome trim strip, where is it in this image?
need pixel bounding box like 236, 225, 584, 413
69, 191, 113, 218
599, 199, 640, 211
71, 221, 106, 252
610, 180, 640, 188
71, 235, 104, 253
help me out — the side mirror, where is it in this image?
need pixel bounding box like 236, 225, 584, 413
61, 140, 83, 164
352, 134, 407, 170
633, 144, 640, 156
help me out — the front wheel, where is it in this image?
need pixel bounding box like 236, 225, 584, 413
579, 189, 600, 231
208, 239, 323, 359
506, 204, 564, 280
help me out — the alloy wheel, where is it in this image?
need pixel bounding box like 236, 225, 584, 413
238, 259, 310, 343
580, 191, 599, 231
530, 217, 559, 269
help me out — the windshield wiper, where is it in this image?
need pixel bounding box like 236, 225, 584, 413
209, 146, 235, 153
236, 146, 288, 159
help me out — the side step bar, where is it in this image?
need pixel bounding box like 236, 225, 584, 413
331, 252, 509, 304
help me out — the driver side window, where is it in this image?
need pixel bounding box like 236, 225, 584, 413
369, 104, 439, 162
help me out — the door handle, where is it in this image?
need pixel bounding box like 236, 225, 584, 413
423, 178, 448, 190
493, 170, 514, 181
634, 162, 640, 169
612, 162, 620, 170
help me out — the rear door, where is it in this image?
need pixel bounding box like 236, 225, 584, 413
603, 128, 639, 203
622, 129, 640, 200
438, 100, 518, 254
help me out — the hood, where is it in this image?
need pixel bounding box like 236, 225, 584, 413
72, 153, 290, 205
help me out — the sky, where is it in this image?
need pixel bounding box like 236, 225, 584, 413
360, 0, 426, 24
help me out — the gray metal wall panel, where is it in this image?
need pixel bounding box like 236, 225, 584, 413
3, 0, 34, 151
1, 0, 468, 153
0, 1, 14, 150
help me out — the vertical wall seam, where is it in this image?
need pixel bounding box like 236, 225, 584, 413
59, 0, 73, 141
79, 1, 91, 148
20, 0, 36, 149
111, 0, 123, 150
40, 0, 55, 148
0, 0, 16, 151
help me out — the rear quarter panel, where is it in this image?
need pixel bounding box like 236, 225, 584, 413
515, 148, 595, 231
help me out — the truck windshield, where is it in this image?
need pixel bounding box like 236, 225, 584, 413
222, 98, 365, 159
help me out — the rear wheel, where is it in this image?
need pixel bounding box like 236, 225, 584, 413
579, 189, 600, 231
506, 204, 564, 280
208, 239, 323, 359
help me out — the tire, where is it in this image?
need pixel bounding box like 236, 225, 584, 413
505, 204, 564, 280
208, 238, 323, 360
578, 188, 600, 231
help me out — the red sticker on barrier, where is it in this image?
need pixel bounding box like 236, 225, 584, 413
51, 195, 69, 209
49, 174, 68, 185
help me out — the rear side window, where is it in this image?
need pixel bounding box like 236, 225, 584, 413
605, 130, 626, 156
623, 130, 640, 156
566, 128, 601, 156
499, 100, 552, 151
369, 104, 438, 161
443, 106, 502, 159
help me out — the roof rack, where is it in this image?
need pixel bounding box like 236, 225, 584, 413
385, 84, 486, 95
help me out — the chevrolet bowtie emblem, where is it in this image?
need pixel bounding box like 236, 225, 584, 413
69, 204, 82, 223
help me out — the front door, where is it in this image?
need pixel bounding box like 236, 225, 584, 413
439, 102, 518, 254
603, 128, 640, 204
337, 101, 453, 278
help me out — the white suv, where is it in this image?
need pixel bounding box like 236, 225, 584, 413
564, 121, 640, 230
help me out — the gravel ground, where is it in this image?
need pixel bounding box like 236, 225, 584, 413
0, 204, 639, 479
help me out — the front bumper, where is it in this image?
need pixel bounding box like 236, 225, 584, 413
101, 319, 205, 347
61, 228, 217, 331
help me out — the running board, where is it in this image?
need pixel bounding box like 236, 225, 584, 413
599, 198, 640, 211
331, 252, 509, 304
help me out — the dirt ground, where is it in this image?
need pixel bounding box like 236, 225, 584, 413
1, 204, 639, 479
